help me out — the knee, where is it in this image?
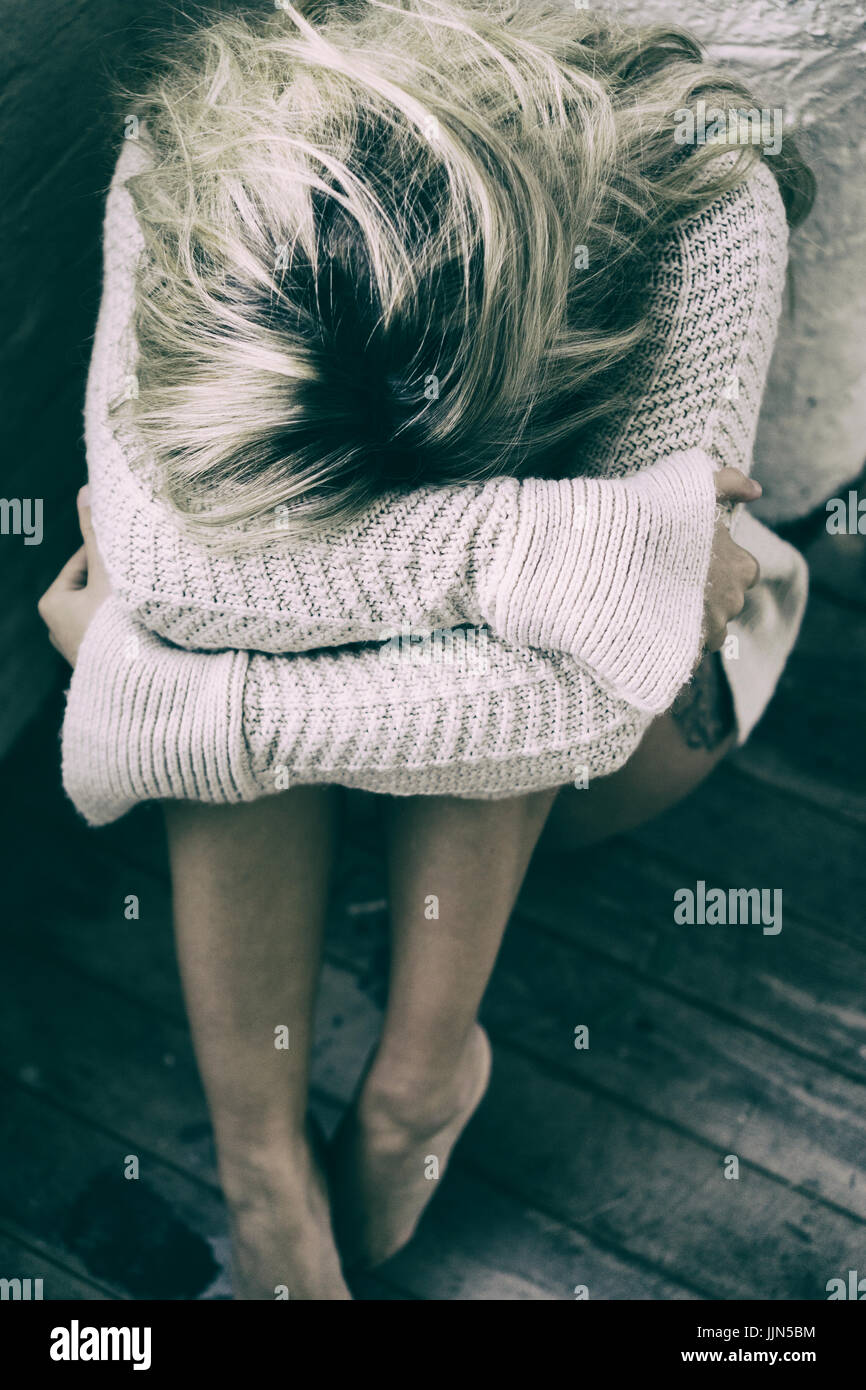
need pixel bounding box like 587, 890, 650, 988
541, 714, 734, 852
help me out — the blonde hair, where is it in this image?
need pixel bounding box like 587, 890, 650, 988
116, 0, 813, 546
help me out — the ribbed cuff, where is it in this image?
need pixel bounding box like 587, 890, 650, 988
490, 449, 718, 712
62, 596, 255, 826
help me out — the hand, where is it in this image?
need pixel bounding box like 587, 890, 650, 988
702, 468, 762, 653
38, 486, 113, 667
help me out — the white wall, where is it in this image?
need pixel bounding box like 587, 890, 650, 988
602, 0, 866, 522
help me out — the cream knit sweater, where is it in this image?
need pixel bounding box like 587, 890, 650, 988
62, 141, 808, 825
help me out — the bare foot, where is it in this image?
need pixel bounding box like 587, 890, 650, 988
222, 1134, 352, 1300
329, 1024, 492, 1270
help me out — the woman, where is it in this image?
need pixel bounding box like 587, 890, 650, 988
39, 0, 812, 1298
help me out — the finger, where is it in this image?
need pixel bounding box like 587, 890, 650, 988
77, 485, 110, 589
77, 485, 105, 573
730, 588, 747, 620
77, 485, 97, 560
733, 542, 761, 589
42, 545, 88, 599
714, 468, 762, 505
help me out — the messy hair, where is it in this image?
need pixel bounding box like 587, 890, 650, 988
115, 0, 813, 545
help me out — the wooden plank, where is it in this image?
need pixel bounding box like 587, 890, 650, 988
631, 762, 866, 944
495, 923, 866, 1217
519, 842, 866, 1082
460, 1047, 861, 1300
733, 593, 866, 823
377, 1172, 697, 1301
0, 943, 216, 1180
0, 1081, 227, 1301
313, 960, 864, 1299
322, 887, 866, 1219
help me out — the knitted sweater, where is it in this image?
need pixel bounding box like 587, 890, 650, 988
62, 140, 808, 825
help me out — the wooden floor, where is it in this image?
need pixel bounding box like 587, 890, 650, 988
1, 511, 864, 1301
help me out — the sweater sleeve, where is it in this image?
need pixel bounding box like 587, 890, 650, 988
109, 453, 716, 714
62, 595, 651, 827
476, 450, 716, 710
93, 138, 716, 714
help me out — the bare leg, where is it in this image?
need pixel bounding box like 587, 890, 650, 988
543, 665, 736, 851
330, 661, 734, 1266
163, 789, 351, 1300
330, 789, 558, 1267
